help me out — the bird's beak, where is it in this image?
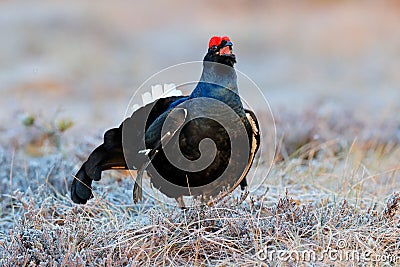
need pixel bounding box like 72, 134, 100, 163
224, 41, 233, 47
218, 41, 233, 56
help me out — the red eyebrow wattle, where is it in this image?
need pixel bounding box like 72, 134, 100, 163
208, 36, 222, 48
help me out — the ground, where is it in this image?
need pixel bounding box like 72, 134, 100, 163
0, 108, 399, 266
0, 1, 399, 266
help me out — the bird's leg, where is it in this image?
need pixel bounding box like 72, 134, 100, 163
133, 148, 158, 203
240, 177, 247, 190
175, 196, 186, 209
133, 165, 144, 203
234, 177, 249, 204
238, 186, 249, 205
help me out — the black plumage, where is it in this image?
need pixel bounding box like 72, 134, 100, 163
71, 36, 260, 206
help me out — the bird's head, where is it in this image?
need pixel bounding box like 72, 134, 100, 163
204, 36, 236, 67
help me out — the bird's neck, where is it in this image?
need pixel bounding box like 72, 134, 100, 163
191, 62, 244, 115
199, 62, 238, 92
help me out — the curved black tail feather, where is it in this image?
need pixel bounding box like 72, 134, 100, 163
71, 128, 127, 204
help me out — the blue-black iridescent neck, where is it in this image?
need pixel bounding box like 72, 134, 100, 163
190, 54, 245, 116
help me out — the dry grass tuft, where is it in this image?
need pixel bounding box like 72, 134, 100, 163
383, 192, 400, 219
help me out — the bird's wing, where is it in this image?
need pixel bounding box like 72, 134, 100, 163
121, 95, 188, 167
143, 107, 188, 154
132, 107, 188, 203
206, 108, 260, 206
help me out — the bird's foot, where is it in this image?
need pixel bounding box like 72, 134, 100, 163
237, 186, 249, 205
175, 196, 186, 209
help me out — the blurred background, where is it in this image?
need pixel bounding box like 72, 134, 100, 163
1, 0, 399, 142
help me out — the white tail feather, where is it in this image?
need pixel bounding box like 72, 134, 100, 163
130, 83, 183, 113
151, 84, 163, 100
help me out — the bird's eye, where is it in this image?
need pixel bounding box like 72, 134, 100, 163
211, 45, 217, 50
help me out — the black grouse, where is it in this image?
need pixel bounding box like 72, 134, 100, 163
71, 36, 260, 207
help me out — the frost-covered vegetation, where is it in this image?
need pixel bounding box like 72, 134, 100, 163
0, 106, 399, 266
